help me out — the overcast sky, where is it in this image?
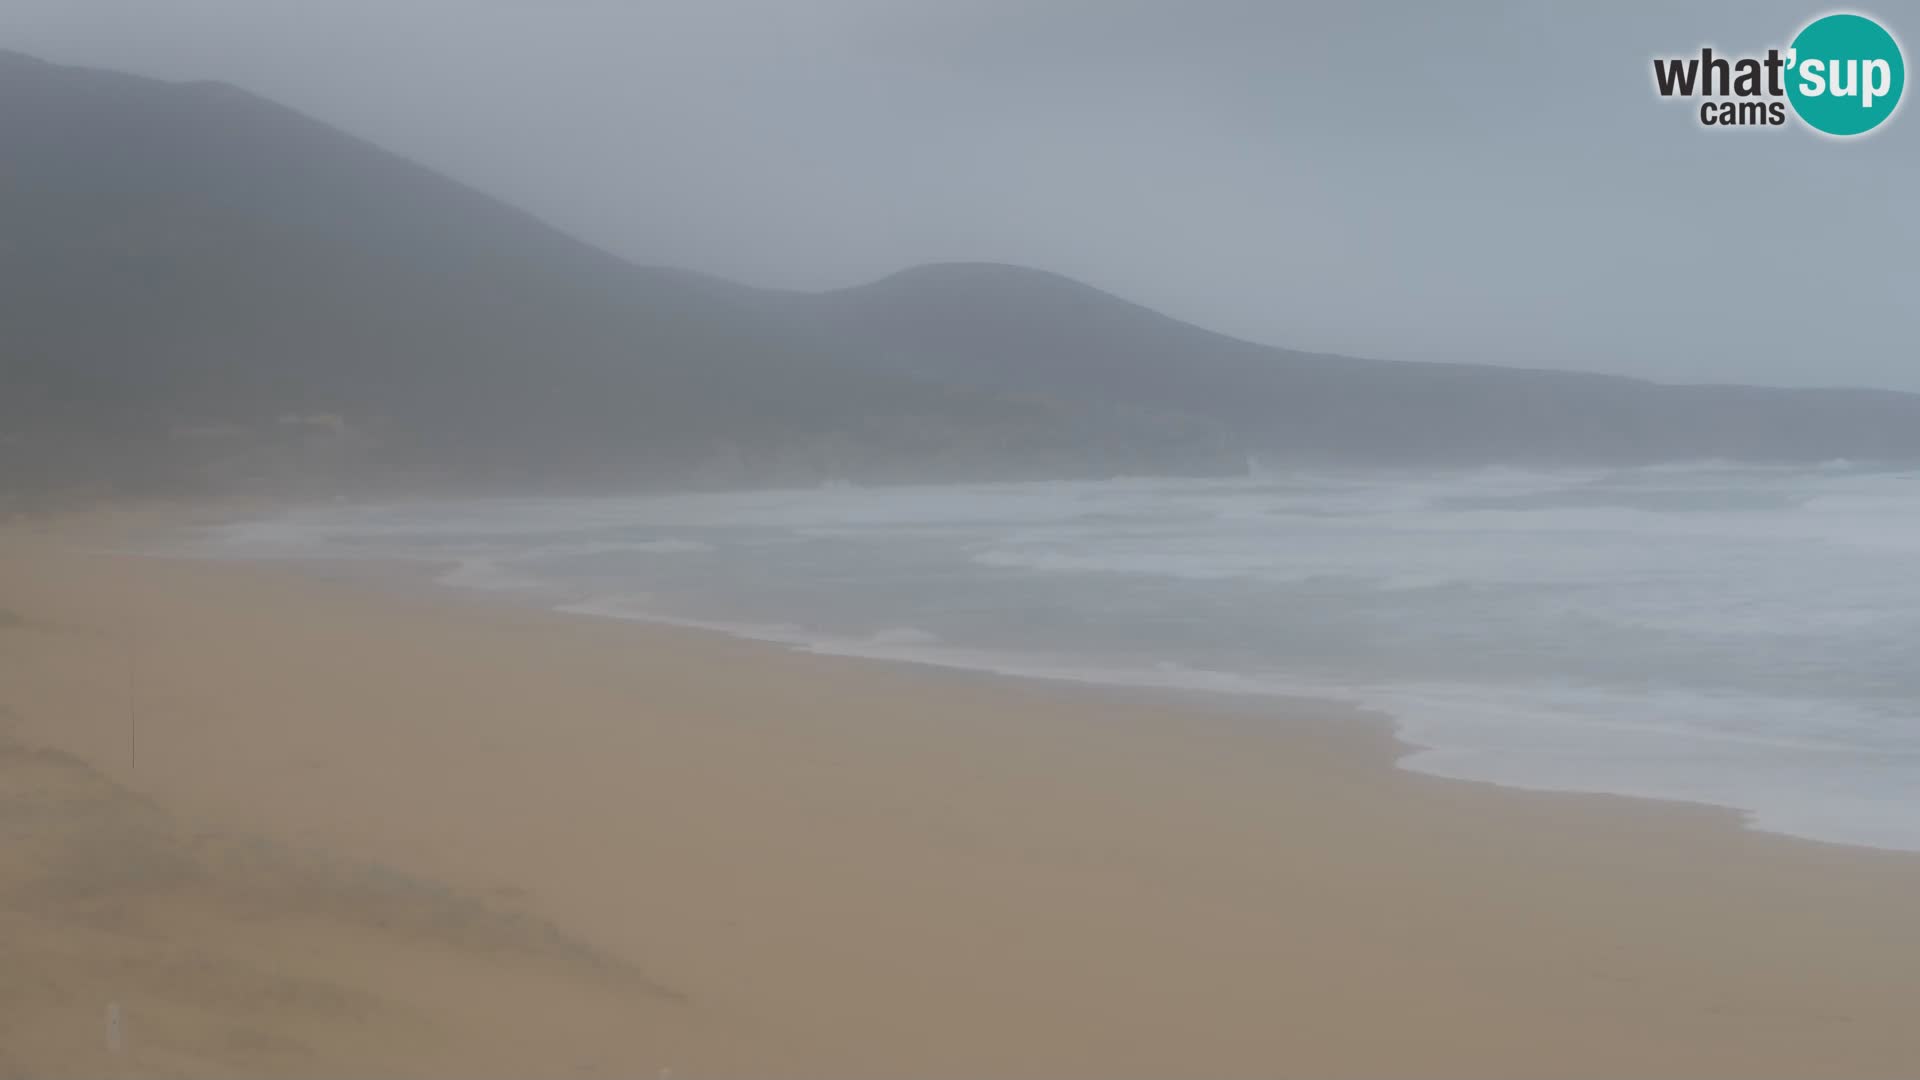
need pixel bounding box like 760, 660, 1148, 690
3, 1, 1914, 389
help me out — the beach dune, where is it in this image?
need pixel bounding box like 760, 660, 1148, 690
3, 520, 1919, 1077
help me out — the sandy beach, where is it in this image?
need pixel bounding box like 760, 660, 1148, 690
3, 512, 1919, 1078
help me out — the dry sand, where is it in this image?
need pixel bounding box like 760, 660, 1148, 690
3, 511, 1919, 1077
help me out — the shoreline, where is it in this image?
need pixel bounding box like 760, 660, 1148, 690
217, 533, 1914, 859
5, 516, 1920, 1075
99, 508, 1915, 865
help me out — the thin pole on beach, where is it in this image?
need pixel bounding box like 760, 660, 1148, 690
125, 633, 137, 772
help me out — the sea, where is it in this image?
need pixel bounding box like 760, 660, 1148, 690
204, 461, 1920, 852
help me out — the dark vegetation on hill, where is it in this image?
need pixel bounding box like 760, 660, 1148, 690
5, 50, 1918, 503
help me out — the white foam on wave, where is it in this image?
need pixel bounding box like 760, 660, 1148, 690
557, 593, 816, 646
421, 538, 716, 596
558, 592, 1287, 693
519, 538, 714, 560
865, 626, 942, 647
434, 558, 550, 593
559, 594, 949, 656
1387, 684, 1920, 852
202, 516, 339, 554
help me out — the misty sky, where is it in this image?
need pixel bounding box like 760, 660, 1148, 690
3, 1, 1915, 389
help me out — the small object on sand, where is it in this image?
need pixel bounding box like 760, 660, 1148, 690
105, 1002, 123, 1054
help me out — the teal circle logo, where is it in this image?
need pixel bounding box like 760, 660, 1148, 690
1787, 13, 1905, 136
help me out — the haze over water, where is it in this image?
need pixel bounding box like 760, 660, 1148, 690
213, 461, 1920, 852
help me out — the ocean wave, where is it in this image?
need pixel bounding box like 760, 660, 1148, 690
433, 558, 550, 592
520, 538, 713, 560
203, 467, 1920, 852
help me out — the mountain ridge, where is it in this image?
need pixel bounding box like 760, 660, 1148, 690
5, 50, 1920, 501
